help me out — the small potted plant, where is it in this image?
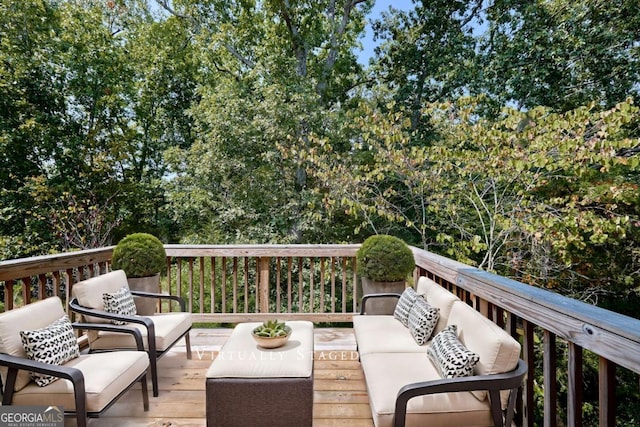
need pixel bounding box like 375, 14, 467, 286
111, 232, 167, 315
356, 234, 415, 314
251, 320, 292, 349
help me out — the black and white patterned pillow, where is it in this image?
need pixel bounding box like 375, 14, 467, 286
20, 315, 80, 387
427, 324, 480, 378
407, 297, 440, 345
393, 287, 419, 327
103, 286, 137, 325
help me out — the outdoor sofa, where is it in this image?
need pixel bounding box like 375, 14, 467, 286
353, 276, 527, 427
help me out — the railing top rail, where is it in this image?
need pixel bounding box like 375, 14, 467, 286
465, 269, 640, 340
413, 247, 640, 339
0, 247, 114, 281
412, 246, 640, 373
164, 244, 361, 258
0, 244, 362, 282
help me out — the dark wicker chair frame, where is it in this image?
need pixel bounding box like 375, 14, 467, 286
69, 290, 192, 397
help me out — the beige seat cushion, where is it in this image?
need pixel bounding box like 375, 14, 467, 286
361, 352, 493, 427
354, 279, 459, 356
353, 315, 425, 356
446, 301, 521, 404
88, 312, 192, 352
420, 279, 460, 335
0, 297, 68, 392
10, 351, 149, 412
72, 270, 131, 323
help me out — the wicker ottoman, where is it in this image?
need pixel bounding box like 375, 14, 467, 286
205, 321, 314, 427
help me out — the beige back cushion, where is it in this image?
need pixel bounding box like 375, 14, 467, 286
415, 276, 433, 295
0, 296, 67, 391
416, 277, 460, 335
72, 270, 130, 323
447, 301, 521, 405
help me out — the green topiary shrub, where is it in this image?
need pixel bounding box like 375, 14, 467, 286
356, 235, 415, 282
111, 233, 167, 278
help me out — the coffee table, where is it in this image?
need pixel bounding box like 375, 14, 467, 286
205, 320, 314, 427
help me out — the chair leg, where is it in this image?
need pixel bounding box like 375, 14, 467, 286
489, 390, 505, 427
76, 415, 87, 427
146, 336, 159, 397
504, 386, 519, 426
150, 357, 159, 397
140, 373, 150, 411
185, 331, 192, 360
73, 380, 88, 427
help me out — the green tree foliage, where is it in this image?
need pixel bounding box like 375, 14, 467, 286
428, 99, 640, 298
371, 0, 640, 117
0, 0, 65, 255
305, 97, 640, 298
478, 0, 640, 112
0, 0, 198, 257
358, 0, 640, 305
371, 0, 479, 134
160, 0, 371, 243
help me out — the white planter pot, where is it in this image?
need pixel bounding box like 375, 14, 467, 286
127, 274, 160, 315
360, 277, 406, 315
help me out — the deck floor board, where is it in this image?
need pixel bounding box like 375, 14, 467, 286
83, 327, 373, 427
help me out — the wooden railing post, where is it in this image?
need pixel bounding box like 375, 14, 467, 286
259, 257, 270, 313
599, 357, 616, 426
523, 320, 535, 427
5, 280, 14, 311
543, 330, 558, 427
188, 258, 194, 313
568, 342, 583, 427
21, 277, 31, 305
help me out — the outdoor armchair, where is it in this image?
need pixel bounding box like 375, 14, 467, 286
69, 269, 192, 397
0, 296, 150, 427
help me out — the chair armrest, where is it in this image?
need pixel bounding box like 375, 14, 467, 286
69, 298, 156, 356
69, 298, 154, 328
72, 322, 145, 351
69, 298, 155, 341
360, 293, 402, 315
0, 353, 84, 405
129, 290, 187, 312
394, 359, 528, 427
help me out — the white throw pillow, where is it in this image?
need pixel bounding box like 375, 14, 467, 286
20, 315, 80, 387
103, 286, 137, 325
393, 287, 419, 327
407, 297, 440, 345
427, 324, 480, 378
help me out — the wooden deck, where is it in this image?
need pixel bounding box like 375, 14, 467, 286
86, 328, 373, 427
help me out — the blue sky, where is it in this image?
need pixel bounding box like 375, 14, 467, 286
358, 0, 415, 65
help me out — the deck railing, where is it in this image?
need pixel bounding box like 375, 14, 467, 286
0, 247, 113, 310
163, 244, 361, 323
1, 244, 639, 427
